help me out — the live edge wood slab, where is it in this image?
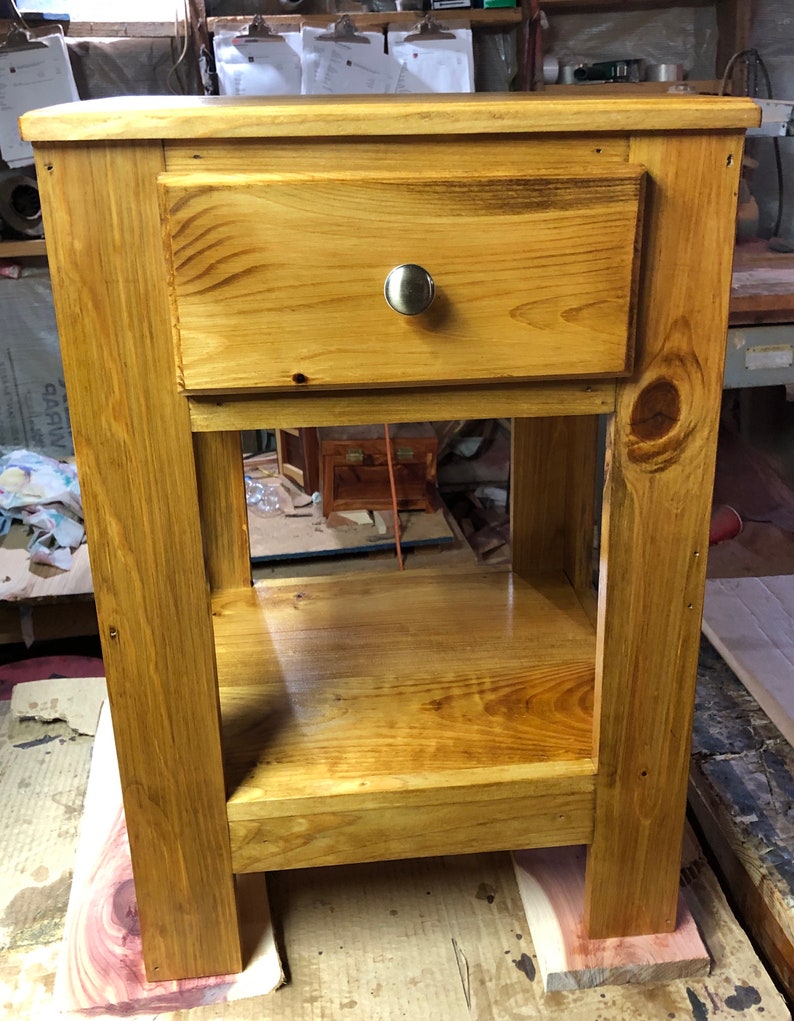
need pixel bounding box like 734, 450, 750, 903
20, 93, 759, 983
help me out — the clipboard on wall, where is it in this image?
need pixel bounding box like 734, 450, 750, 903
0, 24, 79, 168
213, 15, 302, 96
387, 14, 474, 93
301, 16, 401, 95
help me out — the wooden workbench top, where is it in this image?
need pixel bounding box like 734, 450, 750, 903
731, 239, 794, 325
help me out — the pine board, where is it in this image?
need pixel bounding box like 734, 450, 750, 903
702, 575, 794, 748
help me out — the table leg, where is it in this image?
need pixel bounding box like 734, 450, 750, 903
194, 431, 251, 592
511, 414, 597, 603
584, 131, 744, 937
35, 141, 243, 979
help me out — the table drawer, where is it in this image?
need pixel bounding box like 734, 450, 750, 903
159, 167, 645, 394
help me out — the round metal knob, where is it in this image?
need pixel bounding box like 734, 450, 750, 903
384, 264, 435, 316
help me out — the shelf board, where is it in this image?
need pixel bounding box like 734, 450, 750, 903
546, 80, 723, 95
0, 19, 179, 38
209, 10, 522, 32
540, 0, 713, 8
0, 239, 46, 258
214, 565, 596, 870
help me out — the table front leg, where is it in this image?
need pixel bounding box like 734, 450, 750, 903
584, 131, 744, 937
34, 140, 242, 980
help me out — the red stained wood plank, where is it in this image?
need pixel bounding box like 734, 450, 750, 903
54, 705, 283, 1015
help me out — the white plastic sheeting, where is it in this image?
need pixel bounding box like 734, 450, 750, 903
0, 265, 72, 459
545, 6, 718, 82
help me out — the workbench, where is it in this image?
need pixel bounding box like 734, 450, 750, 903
726, 240, 794, 389
21, 92, 758, 983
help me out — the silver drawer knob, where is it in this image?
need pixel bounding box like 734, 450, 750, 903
384, 264, 435, 316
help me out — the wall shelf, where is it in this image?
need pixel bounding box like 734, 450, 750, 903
209, 10, 523, 32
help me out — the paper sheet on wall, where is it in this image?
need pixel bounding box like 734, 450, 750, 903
301, 26, 401, 95
213, 30, 302, 96
0, 33, 79, 167
387, 22, 474, 93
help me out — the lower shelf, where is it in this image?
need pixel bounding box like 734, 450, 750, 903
212, 566, 597, 871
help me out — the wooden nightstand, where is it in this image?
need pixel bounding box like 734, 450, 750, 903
22, 93, 758, 982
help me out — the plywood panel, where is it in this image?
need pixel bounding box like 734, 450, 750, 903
702, 576, 794, 748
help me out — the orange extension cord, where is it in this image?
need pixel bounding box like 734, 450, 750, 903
383, 424, 404, 571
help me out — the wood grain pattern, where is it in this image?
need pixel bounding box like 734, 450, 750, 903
702, 576, 794, 748
161, 169, 644, 393
26, 94, 760, 983
33, 141, 242, 980
688, 651, 794, 1007
214, 567, 596, 870
511, 416, 598, 605
55, 704, 282, 1015
194, 431, 251, 592
0, 239, 47, 257
214, 568, 595, 773
514, 845, 709, 992
730, 241, 794, 325
20, 94, 760, 144
228, 775, 595, 873
564, 416, 599, 601
511, 417, 571, 576
165, 136, 632, 175
584, 130, 747, 939
188, 381, 617, 431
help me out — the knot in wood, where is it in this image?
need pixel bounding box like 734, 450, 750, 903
626, 376, 687, 470
630, 378, 680, 442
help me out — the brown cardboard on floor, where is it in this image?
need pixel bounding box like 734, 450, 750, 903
0, 680, 790, 1020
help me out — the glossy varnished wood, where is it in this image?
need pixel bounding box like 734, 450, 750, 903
213, 568, 596, 870
584, 132, 745, 938
21, 94, 760, 142
21, 94, 759, 982
161, 167, 644, 392
193, 431, 251, 592
164, 136, 632, 176
32, 141, 242, 979
511, 416, 598, 611
188, 381, 617, 432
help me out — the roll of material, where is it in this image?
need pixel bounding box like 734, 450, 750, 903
542, 54, 559, 85
0, 171, 43, 238
559, 64, 582, 85
646, 63, 684, 82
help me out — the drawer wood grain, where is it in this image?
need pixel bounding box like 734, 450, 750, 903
160, 167, 645, 393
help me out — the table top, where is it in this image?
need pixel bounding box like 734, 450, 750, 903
20, 93, 759, 142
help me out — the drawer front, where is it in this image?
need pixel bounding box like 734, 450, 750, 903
160, 167, 645, 393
